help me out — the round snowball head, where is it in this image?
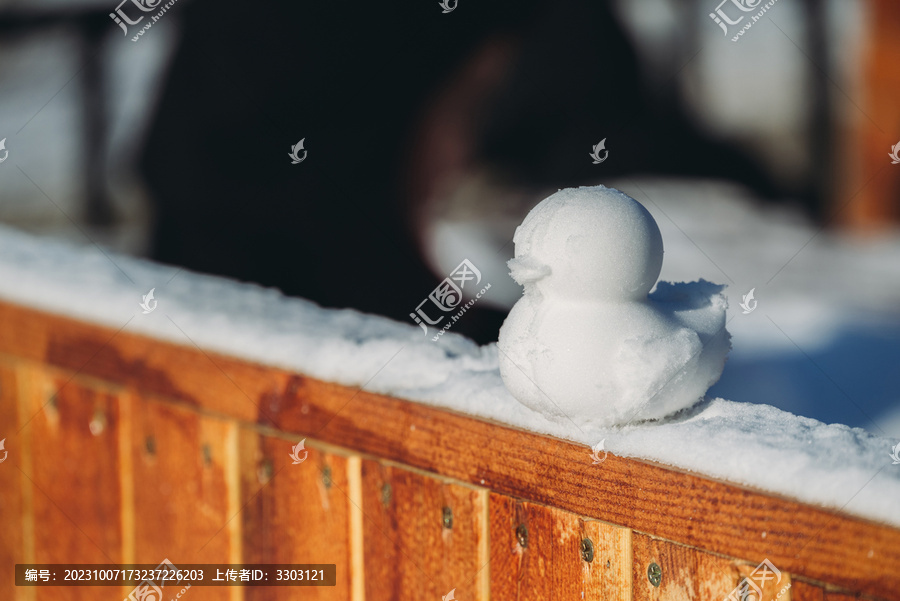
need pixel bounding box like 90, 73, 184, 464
511, 186, 663, 300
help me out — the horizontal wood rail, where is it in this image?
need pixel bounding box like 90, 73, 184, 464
0, 299, 897, 600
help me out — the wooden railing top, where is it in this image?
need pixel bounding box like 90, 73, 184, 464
0, 223, 897, 529
1, 299, 899, 599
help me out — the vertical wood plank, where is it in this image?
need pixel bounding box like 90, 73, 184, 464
489, 495, 550, 601
361, 461, 488, 601
22, 369, 123, 601
489, 495, 626, 601
0, 363, 26, 600
130, 395, 237, 601
632, 533, 738, 601
240, 431, 354, 601
582, 520, 632, 601
842, 0, 900, 227
487, 493, 518, 599
347, 455, 364, 601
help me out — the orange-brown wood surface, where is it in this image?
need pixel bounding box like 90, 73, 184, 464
491, 494, 585, 601
631, 533, 737, 601
842, 0, 900, 227
0, 364, 24, 596
23, 368, 123, 601
791, 581, 826, 601
583, 520, 632, 601
489, 496, 630, 600
0, 300, 898, 600
240, 431, 356, 601
130, 395, 237, 601
360, 461, 488, 601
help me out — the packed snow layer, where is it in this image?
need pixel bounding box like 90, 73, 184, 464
498, 186, 730, 426
0, 224, 898, 527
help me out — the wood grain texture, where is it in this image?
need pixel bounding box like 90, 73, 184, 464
0, 363, 26, 600
0, 302, 263, 424
489, 495, 551, 601
632, 533, 738, 601
129, 395, 238, 601
0, 301, 898, 599
791, 581, 826, 601
489, 496, 629, 600
240, 430, 355, 601
22, 367, 123, 601
583, 520, 632, 601
360, 461, 488, 601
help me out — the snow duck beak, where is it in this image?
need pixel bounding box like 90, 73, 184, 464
508, 255, 551, 285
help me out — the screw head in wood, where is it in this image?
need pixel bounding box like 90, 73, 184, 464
516, 524, 529, 548
257, 459, 274, 483
442, 506, 453, 529
648, 562, 662, 587
145, 436, 156, 455
581, 538, 594, 562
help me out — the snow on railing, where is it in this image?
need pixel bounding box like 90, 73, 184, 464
0, 223, 897, 531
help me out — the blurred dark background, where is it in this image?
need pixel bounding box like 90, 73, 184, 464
139, 0, 786, 339
0, 0, 899, 435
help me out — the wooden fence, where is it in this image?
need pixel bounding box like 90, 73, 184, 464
0, 299, 898, 601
